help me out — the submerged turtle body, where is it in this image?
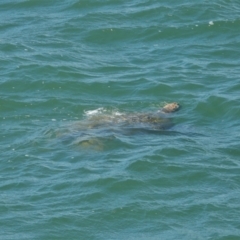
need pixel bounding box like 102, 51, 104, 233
85, 102, 180, 130
60, 102, 180, 149
86, 112, 171, 130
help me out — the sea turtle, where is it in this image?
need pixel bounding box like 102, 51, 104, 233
58, 102, 180, 150
84, 102, 180, 130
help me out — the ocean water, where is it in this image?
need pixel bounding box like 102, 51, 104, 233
1, 0, 240, 239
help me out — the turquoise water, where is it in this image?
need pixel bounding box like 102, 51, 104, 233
1, 0, 240, 239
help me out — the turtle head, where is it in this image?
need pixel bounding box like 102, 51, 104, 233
162, 102, 180, 113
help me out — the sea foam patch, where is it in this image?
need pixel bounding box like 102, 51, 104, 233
84, 108, 124, 118
84, 108, 105, 116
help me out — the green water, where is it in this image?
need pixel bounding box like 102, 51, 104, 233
1, 0, 240, 239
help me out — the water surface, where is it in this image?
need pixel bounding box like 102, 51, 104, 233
1, 0, 240, 239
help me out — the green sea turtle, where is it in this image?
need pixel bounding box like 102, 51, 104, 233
59, 102, 180, 150
84, 102, 180, 129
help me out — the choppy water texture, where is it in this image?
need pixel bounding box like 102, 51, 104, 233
1, 0, 240, 239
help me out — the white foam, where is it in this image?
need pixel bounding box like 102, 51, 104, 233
85, 108, 104, 116
84, 108, 124, 118
113, 111, 123, 116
